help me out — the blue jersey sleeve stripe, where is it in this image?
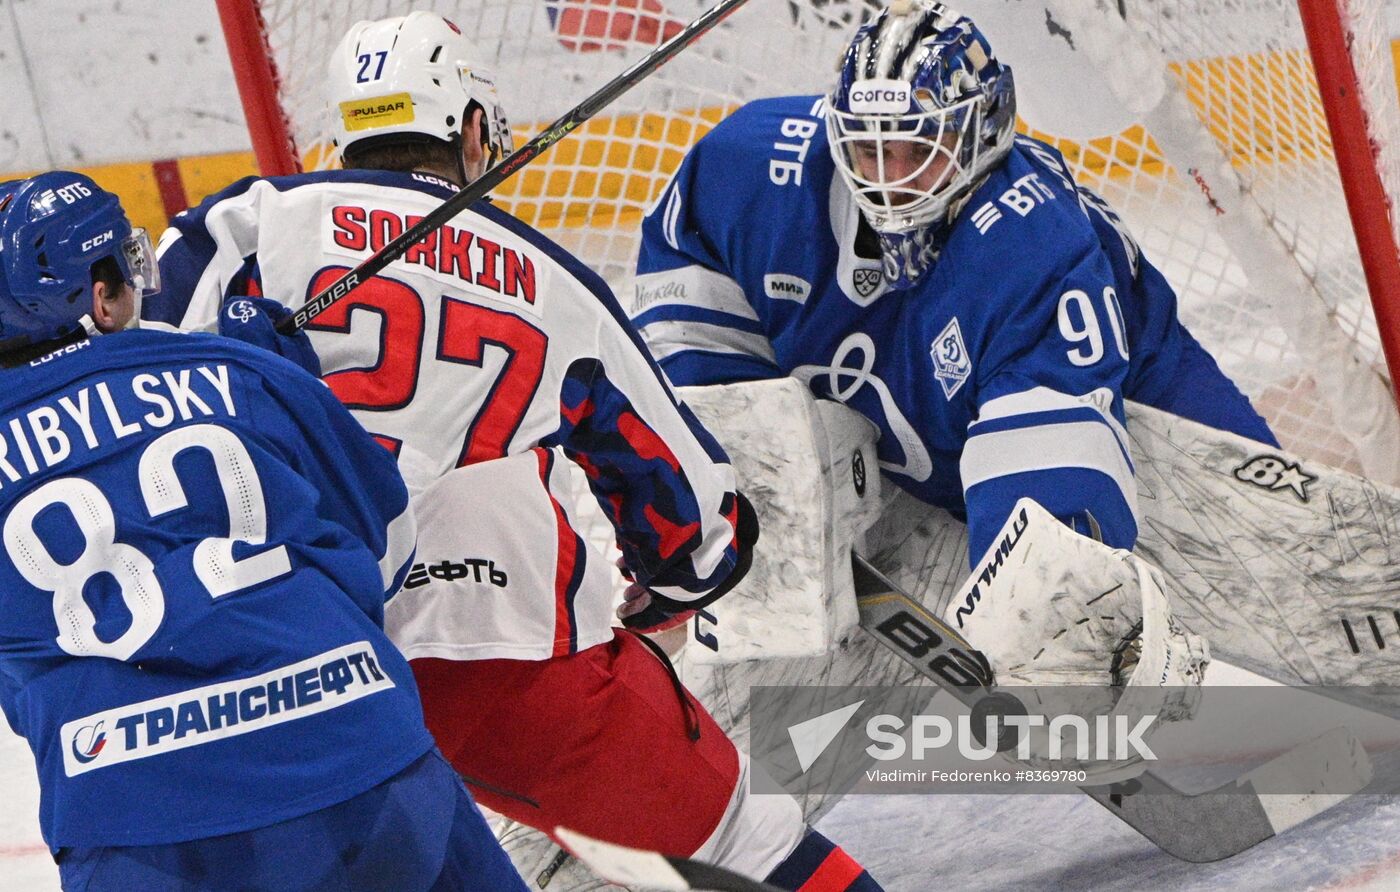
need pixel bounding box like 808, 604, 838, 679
975, 385, 1133, 466
960, 419, 1139, 522
660, 351, 783, 387
633, 266, 759, 321
631, 303, 766, 334
968, 405, 1133, 470
639, 319, 777, 365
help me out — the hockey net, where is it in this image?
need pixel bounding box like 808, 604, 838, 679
218, 0, 1400, 485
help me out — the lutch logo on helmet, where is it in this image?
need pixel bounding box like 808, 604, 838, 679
848, 79, 911, 115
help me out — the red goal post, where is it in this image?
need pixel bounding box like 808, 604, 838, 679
215, 0, 299, 178
1298, 0, 1400, 415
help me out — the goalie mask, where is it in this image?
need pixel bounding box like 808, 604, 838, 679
0, 172, 158, 351
828, 2, 1016, 287
329, 12, 513, 170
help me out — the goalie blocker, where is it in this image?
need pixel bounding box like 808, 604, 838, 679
944, 497, 1210, 781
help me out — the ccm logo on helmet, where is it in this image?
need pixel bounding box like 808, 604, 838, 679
81, 231, 114, 252
848, 79, 911, 114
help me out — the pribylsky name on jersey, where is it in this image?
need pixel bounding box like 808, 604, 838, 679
0, 341, 237, 486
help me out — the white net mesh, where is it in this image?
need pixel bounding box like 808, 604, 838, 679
244, 0, 1399, 483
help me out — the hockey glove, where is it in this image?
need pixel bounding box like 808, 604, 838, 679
617, 583, 695, 634
617, 491, 759, 633
219, 296, 322, 377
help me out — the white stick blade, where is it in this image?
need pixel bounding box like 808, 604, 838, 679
1248, 726, 1373, 833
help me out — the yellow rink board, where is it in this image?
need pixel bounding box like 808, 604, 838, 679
5, 39, 1397, 243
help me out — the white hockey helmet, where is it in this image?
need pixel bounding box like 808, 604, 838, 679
328, 12, 512, 167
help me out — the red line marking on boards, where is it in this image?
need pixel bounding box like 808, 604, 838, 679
152, 158, 190, 222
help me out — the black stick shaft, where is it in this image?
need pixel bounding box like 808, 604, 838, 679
279, 0, 751, 333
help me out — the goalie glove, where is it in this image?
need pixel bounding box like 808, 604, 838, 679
946, 498, 1210, 782
219, 296, 322, 376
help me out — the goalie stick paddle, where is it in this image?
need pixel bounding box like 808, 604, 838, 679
278, 0, 750, 334
851, 553, 1373, 863
556, 827, 783, 892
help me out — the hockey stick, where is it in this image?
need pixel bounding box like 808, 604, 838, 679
277, 0, 749, 334
556, 827, 783, 892
851, 553, 1373, 863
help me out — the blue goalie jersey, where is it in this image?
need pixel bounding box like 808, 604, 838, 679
634, 95, 1277, 563
0, 330, 424, 849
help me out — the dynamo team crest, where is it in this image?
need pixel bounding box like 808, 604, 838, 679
932, 318, 971, 400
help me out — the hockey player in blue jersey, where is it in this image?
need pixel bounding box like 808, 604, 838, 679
633, 1, 1278, 569
0, 172, 526, 891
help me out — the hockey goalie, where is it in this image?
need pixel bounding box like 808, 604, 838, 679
624, 0, 1395, 855
630, 0, 1240, 744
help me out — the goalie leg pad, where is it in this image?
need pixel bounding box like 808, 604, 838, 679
677, 378, 883, 663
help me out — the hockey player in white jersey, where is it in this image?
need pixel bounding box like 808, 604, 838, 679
146, 12, 885, 891
632, 3, 1242, 741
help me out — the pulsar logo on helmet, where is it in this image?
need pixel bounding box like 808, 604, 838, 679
340, 93, 415, 131
464, 69, 496, 91
81, 230, 114, 252
848, 79, 911, 115
226, 300, 259, 324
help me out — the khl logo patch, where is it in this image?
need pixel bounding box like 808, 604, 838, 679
852, 266, 882, 299
931, 317, 971, 399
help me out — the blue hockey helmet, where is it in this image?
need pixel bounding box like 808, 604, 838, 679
827, 2, 1016, 285
0, 171, 159, 350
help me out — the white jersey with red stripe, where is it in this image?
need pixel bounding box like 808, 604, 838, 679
149, 169, 744, 659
